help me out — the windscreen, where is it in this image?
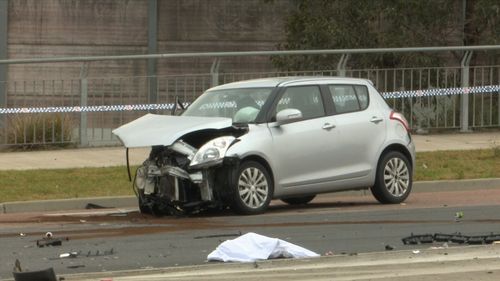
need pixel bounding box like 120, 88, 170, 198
183, 88, 273, 123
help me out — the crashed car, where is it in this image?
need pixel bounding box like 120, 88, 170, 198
113, 76, 415, 215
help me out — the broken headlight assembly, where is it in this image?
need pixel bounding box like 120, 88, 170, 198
190, 136, 236, 169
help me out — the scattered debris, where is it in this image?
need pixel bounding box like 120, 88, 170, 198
85, 248, 115, 257
86, 203, 111, 209
403, 232, 500, 245
385, 245, 395, 251
67, 265, 86, 269
454, 211, 464, 222
13, 259, 22, 272
60, 252, 79, 259
324, 251, 334, 256
207, 232, 320, 262
36, 233, 69, 248
19, 233, 26, 237
79, 219, 87, 223
46, 248, 116, 260
401, 233, 434, 245
412, 250, 421, 254
194, 232, 242, 239
12, 267, 58, 281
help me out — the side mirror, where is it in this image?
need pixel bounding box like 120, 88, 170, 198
276, 108, 303, 125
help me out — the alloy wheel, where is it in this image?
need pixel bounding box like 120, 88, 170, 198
383, 157, 410, 197
238, 167, 269, 209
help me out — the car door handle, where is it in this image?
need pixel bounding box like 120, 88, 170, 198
370, 117, 383, 123
322, 123, 336, 130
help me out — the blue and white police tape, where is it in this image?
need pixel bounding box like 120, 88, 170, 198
382, 84, 500, 99
0, 103, 189, 114
0, 85, 498, 114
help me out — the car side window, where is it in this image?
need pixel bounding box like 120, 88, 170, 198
354, 85, 369, 109
275, 86, 325, 120
329, 85, 369, 114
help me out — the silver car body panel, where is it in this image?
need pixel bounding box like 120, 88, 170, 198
112, 113, 233, 148
226, 80, 393, 198
113, 76, 416, 215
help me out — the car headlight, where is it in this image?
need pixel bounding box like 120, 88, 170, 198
190, 136, 236, 168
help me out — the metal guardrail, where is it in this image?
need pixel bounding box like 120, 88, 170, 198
0, 46, 499, 147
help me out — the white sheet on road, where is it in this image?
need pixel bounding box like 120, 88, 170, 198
207, 232, 320, 262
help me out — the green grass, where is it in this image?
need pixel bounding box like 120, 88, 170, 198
415, 149, 500, 181
0, 166, 135, 202
0, 148, 499, 203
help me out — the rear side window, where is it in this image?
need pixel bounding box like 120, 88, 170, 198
329, 85, 369, 114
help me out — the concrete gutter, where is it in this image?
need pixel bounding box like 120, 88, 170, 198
1, 178, 499, 214
0, 196, 137, 214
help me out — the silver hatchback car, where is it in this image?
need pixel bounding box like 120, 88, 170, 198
113, 77, 415, 215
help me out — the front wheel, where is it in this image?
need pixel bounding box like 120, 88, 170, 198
230, 161, 273, 215
371, 151, 412, 204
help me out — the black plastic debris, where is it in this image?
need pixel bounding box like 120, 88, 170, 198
485, 234, 500, 244
467, 236, 487, 245
85, 203, 110, 209
12, 267, 58, 281
67, 265, 85, 269
36, 235, 69, 248
450, 234, 467, 244
402, 233, 434, 245
194, 232, 242, 239
433, 233, 455, 243
86, 248, 115, 257
402, 232, 500, 245
385, 244, 394, 251
13, 259, 22, 273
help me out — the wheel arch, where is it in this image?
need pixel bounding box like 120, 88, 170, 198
240, 154, 275, 188
378, 143, 414, 170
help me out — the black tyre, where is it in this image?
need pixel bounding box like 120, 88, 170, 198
371, 151, 412, 204
230, 161, 273, 215
138, 195, 152, 214
281, 195, 316, 205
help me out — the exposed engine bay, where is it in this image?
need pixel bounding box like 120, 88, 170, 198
132, 127, 247, 216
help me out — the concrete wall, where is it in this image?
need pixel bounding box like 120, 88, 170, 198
2, 0, 291, 140
157, 0, 289, 75
6, 0, 290, 82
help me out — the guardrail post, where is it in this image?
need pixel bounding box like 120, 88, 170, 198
79, 63, 89, 147
460, 51, 473, 132
336, 54, 350, 77
147, 0, 158, 104
0, 0, 7, 135
210, 58, 220, 87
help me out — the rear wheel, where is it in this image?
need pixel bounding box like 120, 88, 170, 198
230, 161, 273, 215
371, 151, 412, 204
281, 195, 316, 205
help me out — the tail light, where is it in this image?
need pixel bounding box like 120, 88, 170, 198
390, 111, 411, 132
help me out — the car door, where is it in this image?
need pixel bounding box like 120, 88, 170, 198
268, 85, 339, 192
326, 84, 387, 180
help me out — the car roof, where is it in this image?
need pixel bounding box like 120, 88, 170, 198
208, 76, 372, 91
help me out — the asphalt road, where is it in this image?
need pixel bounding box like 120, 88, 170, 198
1, 186, 500, 280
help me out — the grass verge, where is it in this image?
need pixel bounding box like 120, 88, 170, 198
0, 148, 499, 202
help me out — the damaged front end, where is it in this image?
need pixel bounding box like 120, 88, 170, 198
133, 132, 243, 216
112, 114, 248, 216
